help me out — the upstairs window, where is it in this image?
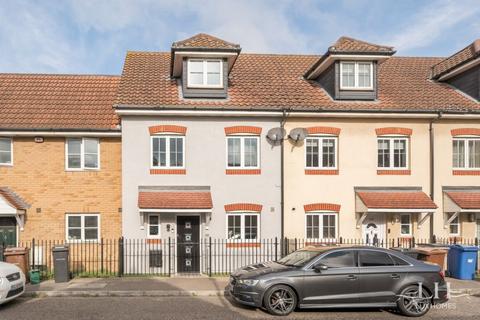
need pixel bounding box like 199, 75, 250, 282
0, 137, 12, 165
453, 138, 480, 169
187, 59, 222, 88
151, 136, 185, 169
340, 61, 373, 90
305, 137, 337, 169
377, 137, 408, 169
227, 136, 259, 169
66, 138, 100, 170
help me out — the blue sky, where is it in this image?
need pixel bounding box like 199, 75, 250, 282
0, 0, 478, 74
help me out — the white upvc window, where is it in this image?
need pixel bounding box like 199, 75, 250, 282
400, 214, 412, 236
0, 137, 13, 166
226, 213, 260, 241
147, 214, 161, 238
448, 213, 460, 236
377, 137, 409, 169
151, 135, 185, 169
305, 213, 337, 239
453, 138, 480, 169
305, 136, 338, 169
66, 213, 100, 242
66, 138, 100, 170
187, 59, 223, 88
340, 61, 373, 90
226, 136, 260, 169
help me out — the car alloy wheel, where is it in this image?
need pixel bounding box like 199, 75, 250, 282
397, 285, 431, 317
264, 285, 297, 316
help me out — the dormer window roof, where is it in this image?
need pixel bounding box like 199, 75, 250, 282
171, 33, 241, 51
304, 36, 395, 80
431, 39, 480, 81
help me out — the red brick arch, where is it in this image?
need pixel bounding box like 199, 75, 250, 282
375, 127, 412, 136
451, 128, 480, 136
224, 126, 262, 135
224, 203, 263, 212
149, 125, 187, 135
303, 203, 341, 212
306, 126, 341, 135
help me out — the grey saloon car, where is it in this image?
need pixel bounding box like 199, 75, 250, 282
228, 246, 448, 316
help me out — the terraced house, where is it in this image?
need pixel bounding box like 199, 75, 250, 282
0, 74, 122, 246
0, 33, 479, 273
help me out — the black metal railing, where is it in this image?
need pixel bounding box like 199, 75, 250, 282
0, 236, 478, 280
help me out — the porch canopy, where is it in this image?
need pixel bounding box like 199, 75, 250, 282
443, 187, 480, 212
355, 187, 437, 228
0, 187, 30, 230
138, 186, 213, 212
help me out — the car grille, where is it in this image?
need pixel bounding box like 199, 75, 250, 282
6, 286, 23, 298
6, 272, 20, 282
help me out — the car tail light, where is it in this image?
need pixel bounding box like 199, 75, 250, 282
438, 270, 445, 280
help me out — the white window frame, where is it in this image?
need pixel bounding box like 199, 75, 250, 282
448, 213, 460, 236
65, 138, 100, 171
452, 137, 480, 169
187, 59, 223, 88
226, 212, 260, 241
340, 61, 374, 90
377, 136, 409, 170
225, 136, 260, 169
305, 212, 338, 240
304, 136, 338, 169
400, 214, 412, 236
65, 213, 100, 243
150, 135, 186, 169
0, 137, 13, 166
147, 213, 161, 239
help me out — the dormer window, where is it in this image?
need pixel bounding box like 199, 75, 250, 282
340, 61, 373, 90
187, 59, 223, 88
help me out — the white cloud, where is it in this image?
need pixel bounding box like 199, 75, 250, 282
388, 0, 480, 52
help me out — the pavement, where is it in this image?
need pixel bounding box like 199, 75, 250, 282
24, 276, 480, 298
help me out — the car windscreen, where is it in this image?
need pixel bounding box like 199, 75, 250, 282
277, 250, 321, 267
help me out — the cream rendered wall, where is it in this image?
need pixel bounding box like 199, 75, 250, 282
433, 120, 480, 239
284, 117, 432, 240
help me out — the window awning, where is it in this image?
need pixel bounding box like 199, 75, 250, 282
444, 190, 480, 212
138, 186, 213, 212
356, 189, 437, 213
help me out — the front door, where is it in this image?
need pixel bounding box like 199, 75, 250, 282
301, 250, 359, 306
0, 217, 16, 246
176, 216, 200, 273
362, 214, 386, 246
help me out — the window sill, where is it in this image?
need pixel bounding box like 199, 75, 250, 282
150, 169, 186, 175
226, 242, 261, 248
0, 163, 13, 167
453, 170, 480, 176
305, 169, 338, 175
226, 169, 261, 175
377, 169, 411, 175
65, 169, 100, 172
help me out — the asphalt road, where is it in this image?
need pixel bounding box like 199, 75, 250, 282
1, 295, 479, 320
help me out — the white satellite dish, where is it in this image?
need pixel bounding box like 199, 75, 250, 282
288, 128, 308, 142
266, 127, 286, 143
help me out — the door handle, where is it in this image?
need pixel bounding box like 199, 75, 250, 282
347, 274, 358, 280
391, 273, 400, 279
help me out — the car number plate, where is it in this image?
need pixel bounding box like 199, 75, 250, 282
11, 283, 23, 290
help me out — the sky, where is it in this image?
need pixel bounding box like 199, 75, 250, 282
0, 0, 478, 75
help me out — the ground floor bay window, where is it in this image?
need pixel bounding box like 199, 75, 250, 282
305, 213, 337, 240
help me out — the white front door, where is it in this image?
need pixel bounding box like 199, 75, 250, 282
362, 213, 386, 246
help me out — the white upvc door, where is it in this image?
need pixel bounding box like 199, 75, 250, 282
362, 213, 386, 246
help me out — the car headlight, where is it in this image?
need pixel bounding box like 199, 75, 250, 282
237, 279, 259, 286
0, 277, 4, 285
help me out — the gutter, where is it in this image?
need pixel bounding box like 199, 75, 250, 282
429, 112, 443, 241
0, 129, 121, 137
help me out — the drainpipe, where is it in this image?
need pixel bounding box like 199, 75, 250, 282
429, 112, 442, 241
280, 109, 287, 242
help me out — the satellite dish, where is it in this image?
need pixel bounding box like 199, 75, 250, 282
288, 128, 308, 142
266, 127, 286, 142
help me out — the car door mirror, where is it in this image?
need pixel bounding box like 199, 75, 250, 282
314, 263, 328, 273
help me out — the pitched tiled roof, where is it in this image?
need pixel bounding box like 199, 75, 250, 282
357, 191, 437, 209
328, 36, 395, 54
0, 187, 30, 210
138, 191, 213, 209
116, 52, 479, 112
0, 74, 120, 130
431, 39, 480, 80
172, 33, 240, 50
445, 191, 480, 209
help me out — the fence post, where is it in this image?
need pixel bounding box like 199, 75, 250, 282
31, 238, 35, 272
208, 237, 212, 277
118, 237, 124, 277
339, 237, 343, 245
432, 234, 437, 244
475, 237, 478, 247
168, 237, 171, 277
100, 238, 104, 274
411, 237, 416, 248
274, 237, 278, 261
